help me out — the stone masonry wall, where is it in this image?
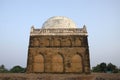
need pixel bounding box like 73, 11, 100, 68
26, 35, 90, 74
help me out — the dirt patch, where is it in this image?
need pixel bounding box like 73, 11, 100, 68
0, 73, 120, 80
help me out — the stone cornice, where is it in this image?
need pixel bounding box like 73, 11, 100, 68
30, 28, 87, 36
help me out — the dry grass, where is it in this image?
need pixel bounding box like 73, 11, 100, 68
0, 73, 120, 80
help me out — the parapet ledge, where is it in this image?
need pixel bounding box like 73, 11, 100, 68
30, 25, 88, 36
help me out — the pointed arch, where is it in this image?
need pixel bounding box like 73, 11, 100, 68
54, 39, 61, 47
44, 39, 50, 46
33, 54, 44, 72
52, 54, 63, 72
62, 39, 72, 47
33, 38, 39, 47
71, 54, 83, 72
40, 38, 49, 47
75, 38, 81, 46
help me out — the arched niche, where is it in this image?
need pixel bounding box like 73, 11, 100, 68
54, 39, 61, 47
52, 54, 63, 72
75, 38, 81, 46
40, 38, 49, 47
43, 39, 50, 47
33, 54, 44, 72
33, 38, 39, 47
71, 54, 83, 72
62, 39, 72, 47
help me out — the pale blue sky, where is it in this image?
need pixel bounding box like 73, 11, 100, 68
0, 0, 120, 69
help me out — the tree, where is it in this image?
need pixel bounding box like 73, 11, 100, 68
10, 65, 25, 73
100, 62, 107, 72
92, 62, 119, 73
0, 64, 8, 73
92, 62, 107, 73
107, 63, 118, 73
92, 64, 101, 72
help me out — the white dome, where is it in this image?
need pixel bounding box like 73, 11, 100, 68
42, 16, 77, 29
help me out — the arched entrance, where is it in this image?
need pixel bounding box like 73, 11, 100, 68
71, 54, 83, 72
52, 54, 63, 72
33, 54, 44, 72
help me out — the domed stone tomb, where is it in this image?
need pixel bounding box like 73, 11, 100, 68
26, 16, 90, 74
